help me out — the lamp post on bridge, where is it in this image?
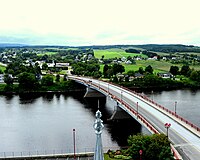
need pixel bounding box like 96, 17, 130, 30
165, 123, 171, 138
108, 83, 109, 94
151, 90, 154, 101
174, 101, 177, 115
136, 102, 139, 118
73, 129, 76, 160
121, 91, 123, 102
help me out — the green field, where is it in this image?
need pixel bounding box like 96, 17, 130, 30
100, 60, 181, 74
0, 65, 6, 72
37, 51, 58, 56
94, 49, 147, 59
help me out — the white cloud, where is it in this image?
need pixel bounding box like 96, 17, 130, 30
0, 0, 200, 45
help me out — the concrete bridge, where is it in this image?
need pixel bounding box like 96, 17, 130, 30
69, 75, 200, 160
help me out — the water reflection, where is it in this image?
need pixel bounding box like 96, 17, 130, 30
19, 93, 40, 104
0, 92, 144, 152
4, 94, 14, 102
107, 119, 141, 147
42, 93, 54, 102
84, 97, 142, 147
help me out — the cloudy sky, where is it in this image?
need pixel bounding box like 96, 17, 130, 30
0, 0, 200, 46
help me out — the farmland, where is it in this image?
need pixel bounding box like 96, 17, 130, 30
100, 60, 176, 73
94, 48, 147, 59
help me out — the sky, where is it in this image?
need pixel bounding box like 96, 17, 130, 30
0, 0, 200, 46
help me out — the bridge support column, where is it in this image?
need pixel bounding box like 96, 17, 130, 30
108, 102, 132, 121
84, 87, 106, 106
84, 87, 106, 98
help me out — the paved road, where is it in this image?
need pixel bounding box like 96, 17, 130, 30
70, 76, 200, 160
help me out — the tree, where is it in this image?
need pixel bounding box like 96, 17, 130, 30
18, 72, 39, 89
138, 67, 144, 74
180, 65, 190, 76
169, 66, 179, 75
112, 64, 125, 75
126, 134, 173, 160
4, 74, 13, 85
127, 70, 135, 77
103, 64, 109, 78
56, 74, 60, 82
63, 74, 67, 81
145, 65, 153, 74
93, 71, 102, 78
34, 62, 42, 75
190, 70, 200, 81
41, 74, 54, 86
42, 63, 48, 70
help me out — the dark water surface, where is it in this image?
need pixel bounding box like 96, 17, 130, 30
1, 89, 198, 153
0, 93, 142, 152
144, 89, 200, 128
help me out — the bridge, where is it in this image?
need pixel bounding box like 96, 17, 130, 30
69, 75, 200, 160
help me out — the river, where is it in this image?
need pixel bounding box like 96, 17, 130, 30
144, 89, 200, 128
0, 89, 199, 153
0, 92, 143, 153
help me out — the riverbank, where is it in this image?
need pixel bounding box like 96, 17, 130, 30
113, 76, 200, 92
0, 80, 86, 95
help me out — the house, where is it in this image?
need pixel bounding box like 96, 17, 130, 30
116, 73, 125, 81
134, 73, 144, 78
125, 60, 132, 64
157, 72, 174, 78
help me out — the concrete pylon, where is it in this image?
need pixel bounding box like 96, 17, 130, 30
93, 109, 104, 160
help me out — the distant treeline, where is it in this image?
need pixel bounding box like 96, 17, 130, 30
125, 48, 158, 58
134, 44, 200, 53
1, 44, 200, 53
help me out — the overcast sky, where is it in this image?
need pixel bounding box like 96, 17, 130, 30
0, 0, 200, 46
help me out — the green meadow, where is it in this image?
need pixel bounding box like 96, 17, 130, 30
0, 65, 6, 72
94, 49, 147, 59
37, 51, 58, 56
100, 60, 181, 74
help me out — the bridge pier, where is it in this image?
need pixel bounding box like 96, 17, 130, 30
84, 87, 106, 98
108, 102, 132, 121
84, 87, 106, 106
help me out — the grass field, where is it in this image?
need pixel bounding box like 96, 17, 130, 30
0, 65, 6, 72
100, 60, 181, 74
37, 51, 58, 56
94, 49, 147, 59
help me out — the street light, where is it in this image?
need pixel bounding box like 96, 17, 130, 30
121, 91, 123, 102
174, 101, 177, 115
108, 83, 109, 94
136, 102, 139, 118
165, 123, 171, 137
73, 129, 76, 160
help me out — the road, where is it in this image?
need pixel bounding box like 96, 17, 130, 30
70, 76, 200, 160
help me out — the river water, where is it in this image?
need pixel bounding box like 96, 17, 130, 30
144, 89, 200, 128
0, 89, 199, 153
0, 92, 142, 153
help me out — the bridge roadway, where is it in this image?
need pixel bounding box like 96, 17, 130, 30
69, 76, 200, 160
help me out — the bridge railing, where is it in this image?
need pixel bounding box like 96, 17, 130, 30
71, 77, 182, 160
105, 80, 200, 134
73, 77, 200, 133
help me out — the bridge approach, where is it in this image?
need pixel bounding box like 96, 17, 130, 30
69, 76, 200, 160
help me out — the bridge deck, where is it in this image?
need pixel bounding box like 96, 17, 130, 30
70, 76, 200, 160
